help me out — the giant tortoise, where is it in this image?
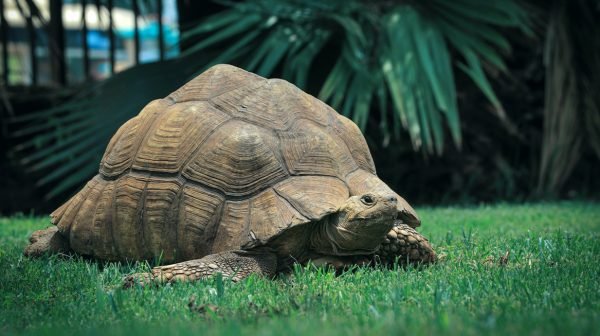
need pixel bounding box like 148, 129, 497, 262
24, 64, 435, 285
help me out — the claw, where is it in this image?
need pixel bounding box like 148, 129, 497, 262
122, 272, 155, 289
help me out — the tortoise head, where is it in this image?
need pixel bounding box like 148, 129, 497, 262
311, 193, 398, 255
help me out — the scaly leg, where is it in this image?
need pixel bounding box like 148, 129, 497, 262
123, 251, 277, 288
24, 226, 71, 257
376, 223, 436, 265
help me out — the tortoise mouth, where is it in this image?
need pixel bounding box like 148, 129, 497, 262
397, 211, 420, 227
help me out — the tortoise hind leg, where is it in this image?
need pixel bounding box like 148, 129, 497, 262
376, 223, 436, 265
123, 250, 277, 288
24, 226, 71, 258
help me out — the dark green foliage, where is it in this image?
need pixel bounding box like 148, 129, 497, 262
179, 0, 529, 152
537, 0, 600, 195
1, 203, 599, 335
10, 0, 531, 198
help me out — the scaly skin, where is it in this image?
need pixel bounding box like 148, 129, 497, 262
122, 251, 277, 288
123, 223, 436, 288
23, 226, 70, 258
376, 223, 436, 265
310, 224, 436, 270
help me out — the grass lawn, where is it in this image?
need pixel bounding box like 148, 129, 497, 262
1, 202, 599, 335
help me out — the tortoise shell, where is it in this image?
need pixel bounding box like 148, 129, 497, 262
50, 64, 418, 263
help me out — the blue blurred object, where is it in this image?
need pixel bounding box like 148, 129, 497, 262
87, 30, 110, 49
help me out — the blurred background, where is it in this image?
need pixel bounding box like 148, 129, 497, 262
0, 0, 598, 215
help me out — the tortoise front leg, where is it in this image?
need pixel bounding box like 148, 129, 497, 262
123, 251, 277, 288
375, 223, 436, 265
311, 255, 371, 270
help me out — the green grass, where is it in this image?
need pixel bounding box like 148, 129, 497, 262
1, 202, 599, 335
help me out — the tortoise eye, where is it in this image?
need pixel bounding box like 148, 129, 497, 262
360, 194, 375, 206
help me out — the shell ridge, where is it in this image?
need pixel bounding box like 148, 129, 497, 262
128, 103, 179, 174
100, 100, 166, 177
172, 187, 184, 261
177, 184, 225, 260
89, 180, 108, 257
92, 180, 117, 260
138, 178, 151, 260
273, 176, 349, 221
207, 80, 270, 116
177, 117, 231, 181
169, 65, 267, 103
99, 120, 129, 171
271, 188, 312, 225
69, 177, 105, 255
206, 199, 226, 257
332, 115, 377, 174
279, 119, 358, 178
182, 119, 289, 197
108, 176, 122, 259
50, 197, 70, 225
271, 186, 313, 221
59, 177, 100, 236
245, 197, 253, 248
131, 103, 212, 173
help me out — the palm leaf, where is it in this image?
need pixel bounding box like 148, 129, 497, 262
537, 0, 600, 195
11, 0, 532, 198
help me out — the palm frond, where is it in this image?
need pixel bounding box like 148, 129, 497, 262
12, 0, 531, 198
537, 0, 600, 195
11, 59, 198, 197
175, 0, 530, 152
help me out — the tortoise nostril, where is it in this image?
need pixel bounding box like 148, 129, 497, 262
388, 196, 397, 202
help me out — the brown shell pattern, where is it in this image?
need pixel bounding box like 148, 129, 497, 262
51, 64, 411, 263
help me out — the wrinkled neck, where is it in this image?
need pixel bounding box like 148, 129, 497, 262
310, 215, 381, 256
264, 223, 314, 270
